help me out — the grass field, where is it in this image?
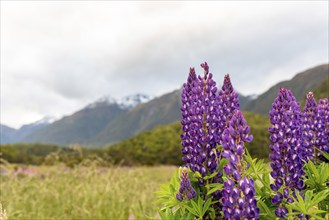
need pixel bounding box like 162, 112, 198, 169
0, 165, 176, 219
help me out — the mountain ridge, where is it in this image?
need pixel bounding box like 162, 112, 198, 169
242, 64, 328, 114
1, 64, 328, 146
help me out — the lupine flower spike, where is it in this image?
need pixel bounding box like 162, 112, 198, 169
301, 92, 317, 161
316, 98, 329, 161
180, 63, 219, 177
269, 87, 305, 218
216, 74, 240, 145
221, 109, 259, 220
176, 167, 197, 201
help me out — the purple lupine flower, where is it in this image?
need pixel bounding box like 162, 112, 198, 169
268, 87, 305, 217
181, 67, 200, 172
180, 63, 219, 176
316, 98, 329, 161
222, 109, 253, 178
221, 110, 259, 219
300, 92, 318, 161
176, 168, 197, 201
216, 74, 240, 145
221, 177, 259, 220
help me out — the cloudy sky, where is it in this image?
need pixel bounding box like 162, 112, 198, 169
1, 1, 328, 128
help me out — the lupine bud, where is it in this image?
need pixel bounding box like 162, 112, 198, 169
176, 168, 197, 201
269, 87, 305, 217
301, 92, 317, 160
315, 98, 329, 161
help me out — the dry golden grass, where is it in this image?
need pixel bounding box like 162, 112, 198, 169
0, 165, 176, 219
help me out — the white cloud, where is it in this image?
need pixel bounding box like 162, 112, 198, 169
1, 1, 328, 128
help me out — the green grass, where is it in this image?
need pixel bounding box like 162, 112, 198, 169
0, 165, 176, 219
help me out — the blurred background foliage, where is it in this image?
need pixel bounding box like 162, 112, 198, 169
0, 111, 270, 167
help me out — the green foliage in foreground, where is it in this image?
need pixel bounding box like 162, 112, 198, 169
0, 165, 176, 219
156, 151, 329, 219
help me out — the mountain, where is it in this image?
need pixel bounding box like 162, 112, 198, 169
238, 93, 254, 107
90, 89, 182, 146
5, 64, 327, 147
92, 89, 251, 146
22, 94, 152, 146
242, 64, 329, 114
85, 94, 152, 110
0, 124, 17, 143
313, 76, 329, 100
300, 76, 329, 108
118, 94, 153, 110
1, 88, 251, 147
0, 117, 56, 144
16, 116, 57, 140
23, 100, 127, 146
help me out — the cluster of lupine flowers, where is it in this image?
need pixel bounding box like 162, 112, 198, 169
268, 87, 305, 218
268, 89, 329, 218
179, 62, 260, 219
163, 62, 328, 220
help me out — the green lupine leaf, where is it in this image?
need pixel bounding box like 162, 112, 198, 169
207, 184, 223, 196
169, 184, 176, 194
305, 190, 313, 205
287, 203, 300, 212
319, 149, 329, 161
165, 208, 174, 220
194, 171, 202, 179
218, 158, 228, 171
262, 172, 270, 185
296, 191, 307, 213
307, 160, 320, 181
191, 199, 199, 212
202, 198, 212, 216
319, 163, 329, 183
216, 144, 224, 151
307, 213, 327, 220
158, 209, 167, 219
203, 171, 218, 180
258, 200, 276, 220
197, 196, 203, 216
309, 190, 329, 207
186, 201, 199, 217
310, 210, 327, 214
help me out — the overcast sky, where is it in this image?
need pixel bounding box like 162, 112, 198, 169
1, 1, 328, 128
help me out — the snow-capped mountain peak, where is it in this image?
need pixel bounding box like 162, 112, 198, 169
86, 94, 153, 110
118, 94, 153, 110
247, 94, 259, 100
86, 95, 117, 109
34, 116, 58, 125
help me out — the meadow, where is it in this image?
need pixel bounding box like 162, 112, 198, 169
0, 165, 176, 219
